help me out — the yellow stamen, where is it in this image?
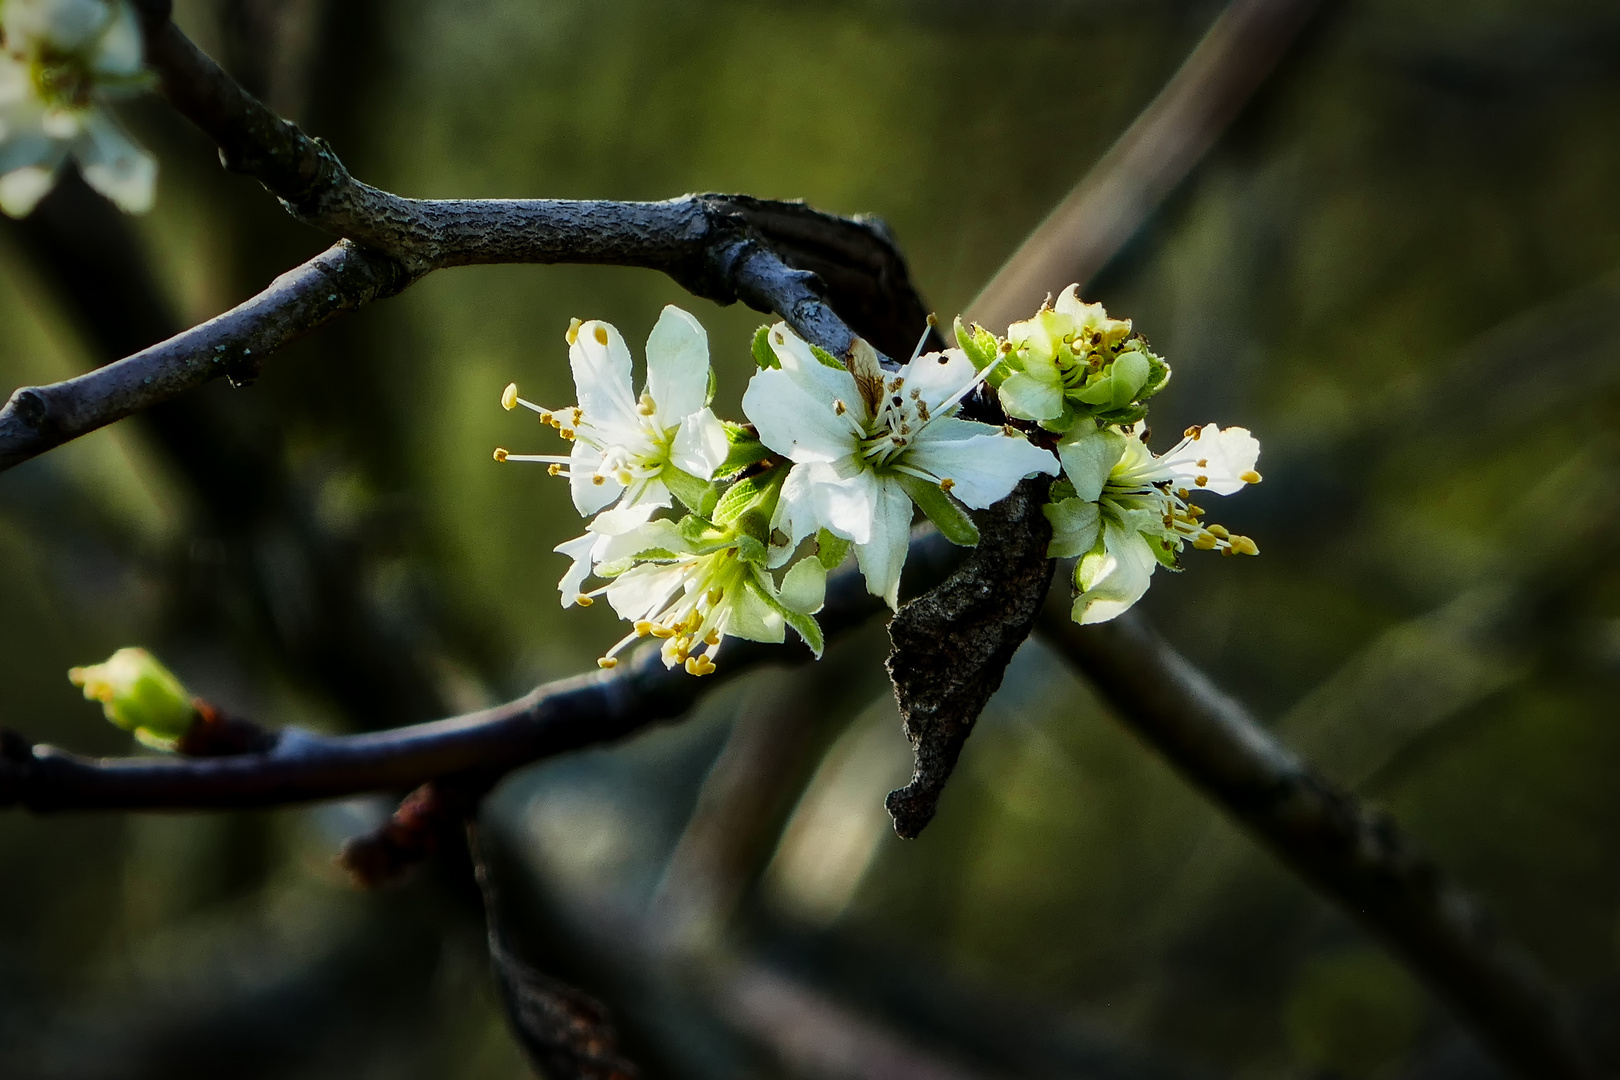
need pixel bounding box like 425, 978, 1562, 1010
1192, 533, 1218, 550
1194, 476, 1208, 488
597, 657, 618, 669
593, 325, 609, 346
1186, 426, 1202, 439
592, 475, 606, 485
566, 317, 582, 345
704, 631, 720, 646
1232, 536, 1259, 556
1240, 470, 1262, 484
576, 596, 593, 607
634, 621, 655, 636
939, 478, 955, 493
548, 464, 562, 476
650, 625, 676, 639
493, 447, 510, 462
501, 383, 519, 411
1206, 524, 1229, 540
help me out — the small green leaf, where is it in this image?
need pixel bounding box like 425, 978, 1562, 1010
814, 528, 852, 570
778, 557, 827, 614
754, 569, 825, 657
751, 325, 779, 369
662, 465, 717, 516
896, 473, 980, 547
809, 344, 848, 371
954, 316, 1000, 371
716, 422, 774, 477
713, 464, 786, 526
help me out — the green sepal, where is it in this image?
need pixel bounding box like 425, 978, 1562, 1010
1049, 476, 1078, 501
896, 473, 980, 547
954, 316, 1000, 372
1146, 534, 1181, 571
754, 568, 825, 658
662, 464, 718, 517
716, 421, 773, 478
735, 533, 768, 566
814, 528, 852, 570
751, 325, 779, 369
809, 344, 847, 371
713, 463, 786, 527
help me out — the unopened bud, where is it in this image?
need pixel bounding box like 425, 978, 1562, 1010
68, 647, 197, 750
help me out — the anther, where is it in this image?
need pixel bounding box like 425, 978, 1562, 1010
940, 478, 955, 493
1240, 470, 1262, 484
548, 464, 562, 476
650, 625, 676, 639
501, 383, 519, 411
592, 475, 606, 486
1206, 524, 1229, 540
1232, 536, 1259, 556
597, 657, 618, 669
834, 400, 847, 415
1196, 459, 1208, 469
576, 596, 593, 607
593, 325, 609, 346
1185, 425, 1200, 438
634, 621, 654, 636
638, 391, 656, 416
1195, 476, 1208, 487
493, 447, 510, 462
560, 429, 576, 440
566, 317, 582, 345
1192, 533, 1218, 550
704, 631, 720, 646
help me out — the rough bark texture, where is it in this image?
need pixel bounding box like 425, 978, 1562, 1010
883, 478, 1055, 838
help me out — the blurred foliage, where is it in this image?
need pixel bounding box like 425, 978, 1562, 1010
3, 0, 1620, 1077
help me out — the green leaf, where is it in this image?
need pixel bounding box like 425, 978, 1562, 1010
809, 344, 848, 371
716, 422, 774, 477
896, 473, 980, 547
815, 528, 852, 570
778, 557, 827, 614
754, 568, 825, 657
713, 464, 785, 526
662, 464, 717, 516
751, 325, 779, 369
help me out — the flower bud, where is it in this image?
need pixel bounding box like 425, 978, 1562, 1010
68, 647, 197, 750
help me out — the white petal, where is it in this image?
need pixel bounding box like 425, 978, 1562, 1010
0, 164, 57, 217
1156, 424, 1260, 496
594, 517, 688, 563
771, 462, 822, 562
91, 0, 144, 78
552, 532, 598, 608
569, 319, 642, 439
997, 370, 1065, 422
588, 501, 658, 536
854, 477, 914, 610
568, 441, 624, 516
906, 418, 1059, 509
767, 322, 862, 408
898, 347, 977, 415
1056, 424, 1127, 502
811, 460, 879, 545
741, 366, 858, 465
75, 109, 154, 214
669, 406, 727, 479
1074, 523, 1158, 624
606, 561, 688, 623
645, 305, 710, 422
778, 556, 826, 614
1044, 498, 1100, 559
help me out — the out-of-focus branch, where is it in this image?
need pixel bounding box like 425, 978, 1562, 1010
1035, 599, 1599, 1080
967, 0, 1326, 330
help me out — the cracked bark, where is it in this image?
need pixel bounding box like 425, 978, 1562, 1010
884, 478, 1055, 838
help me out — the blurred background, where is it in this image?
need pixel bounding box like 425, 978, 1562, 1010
3, 0, 1620, 1077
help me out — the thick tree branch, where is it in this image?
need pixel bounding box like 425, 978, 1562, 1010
1035, 600, 1599, 1080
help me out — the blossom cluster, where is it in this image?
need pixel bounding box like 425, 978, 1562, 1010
497, 288, 1260, 675
0, 0, 155, 217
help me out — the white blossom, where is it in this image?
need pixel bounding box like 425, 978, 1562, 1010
1048, 421, 1261, 624
741, 323, 1058, 609
496, 305, 729, 517
0, 0, 155, 217
556, 514, 826, 676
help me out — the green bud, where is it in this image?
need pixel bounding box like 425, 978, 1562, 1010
68, 647, 198, 751
751, 325, 779, 369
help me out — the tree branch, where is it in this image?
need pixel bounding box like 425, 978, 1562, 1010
1035, 599, 1599, 1080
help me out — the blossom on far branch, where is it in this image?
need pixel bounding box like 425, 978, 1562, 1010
67, 646, 197, 750
1046, 421, 1261, 625
0, 0, 155, 216
955, 284, 1169, 433
495, 305, 729, 518
741, 321, 1059, 609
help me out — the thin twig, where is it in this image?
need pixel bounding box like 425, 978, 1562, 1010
1035, 600, 1599, 1080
